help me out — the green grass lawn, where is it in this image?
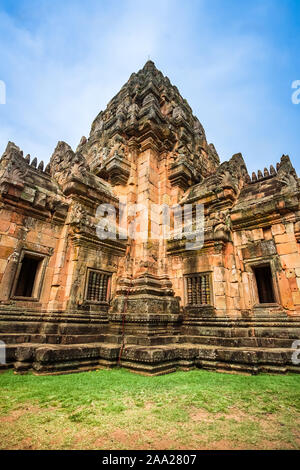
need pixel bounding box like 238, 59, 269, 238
0, 368, 299, 450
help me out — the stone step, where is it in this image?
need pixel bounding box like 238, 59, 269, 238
4, 341, 299, 375
98, 333, 181, 346
180, 335, 297, 348
0, 322, 41, 334
183, 317, 300, 327
0, 332, 181, 346
0, 311, 108, 322
0, 321, 107, 335
0, 333, 107, 345
182, 326, 300, 338
0, 333, 56, 344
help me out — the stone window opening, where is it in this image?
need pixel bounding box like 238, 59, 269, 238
85, 269, 112, 303
11, 251, 46, 300
185, 273, 211, 306
253, 264, 276, 304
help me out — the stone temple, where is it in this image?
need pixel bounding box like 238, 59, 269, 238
0, 60, 299, 375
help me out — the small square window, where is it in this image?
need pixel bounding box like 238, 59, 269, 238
85, 269, 111, 303
185, 273, 211, 305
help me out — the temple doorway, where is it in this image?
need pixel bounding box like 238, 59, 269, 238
253, 264, 276, 304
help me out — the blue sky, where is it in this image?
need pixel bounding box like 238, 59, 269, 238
0, 0, 299, 174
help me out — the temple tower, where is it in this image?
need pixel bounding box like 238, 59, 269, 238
0, 61, 299, 375
79, 60, 220, 338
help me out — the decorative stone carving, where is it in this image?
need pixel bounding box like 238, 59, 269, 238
49, 141, 90, 186
0, 61, 299, 378
69, 203, 89, 229
0, 142, 28, 187
277, 155, 298, 190
78, 61, 220, 189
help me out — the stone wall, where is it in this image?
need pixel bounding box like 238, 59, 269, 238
0, 61, 299, 375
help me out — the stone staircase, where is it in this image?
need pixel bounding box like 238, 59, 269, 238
0, 308, 300, 375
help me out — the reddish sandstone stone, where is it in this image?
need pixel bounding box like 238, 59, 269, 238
0, 246, 14, 258
271, 223, 286, 236
0, 62, 299, 376
277, 243, 298, 255
275, 233, 296, 244
0, 220, 10, 232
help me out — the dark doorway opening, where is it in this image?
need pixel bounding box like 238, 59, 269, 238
14, 256, 41, 297
253, 264, 275, 304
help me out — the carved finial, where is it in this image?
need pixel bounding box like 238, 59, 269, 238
45, 163, 51, 174
143, 59, 156, 73
281, 154, 290, 164
257, 170, 263, 179
252, 172, 257, 181
270, 165, 276, 175
25, 154, 30, 163
264, 167, 269, 177
30, 157, 37, 168
245, 174, 251, 184
38, 161, 44, 171
276, 162, 280, 171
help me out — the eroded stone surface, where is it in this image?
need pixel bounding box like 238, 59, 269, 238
0, 61, 299, 375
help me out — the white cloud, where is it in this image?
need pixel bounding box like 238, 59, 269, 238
0, 0, 298, 174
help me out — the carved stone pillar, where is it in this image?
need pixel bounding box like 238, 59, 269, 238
0, 247, 21, 302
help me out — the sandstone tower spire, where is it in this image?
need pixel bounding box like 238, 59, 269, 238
76, 61, 221, 321
0, 63, 299, 375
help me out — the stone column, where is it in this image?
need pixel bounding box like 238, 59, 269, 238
0, 246, 21, 301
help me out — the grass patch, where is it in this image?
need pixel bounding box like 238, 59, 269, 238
0, 368, 299, 450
